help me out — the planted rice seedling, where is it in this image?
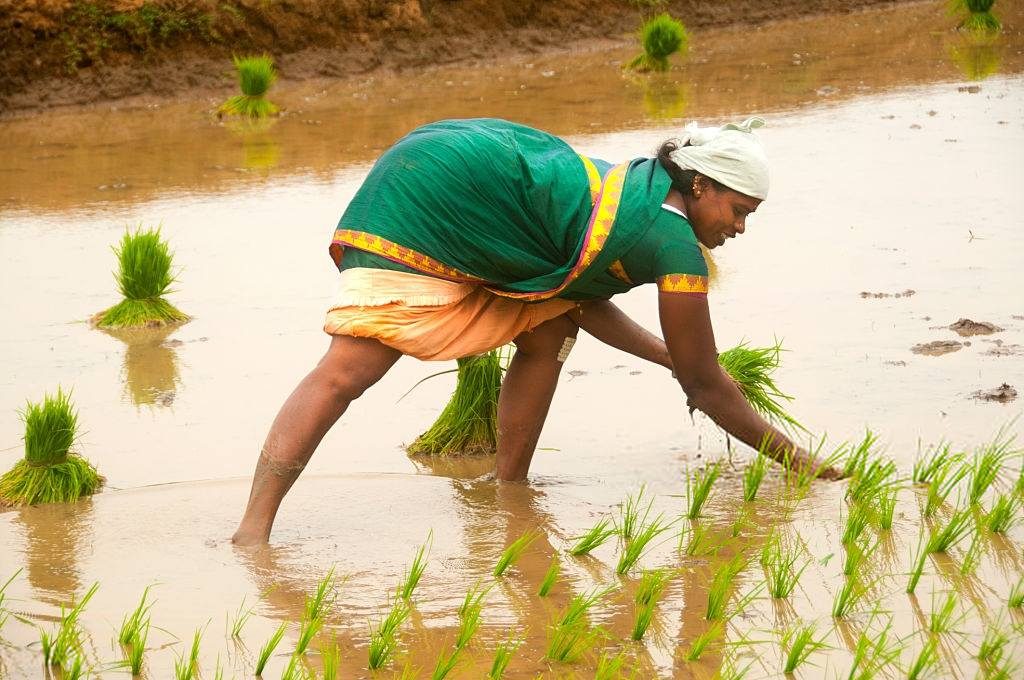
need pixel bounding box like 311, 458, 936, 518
546, 587, 613, 660
841, 503, 871, 545
956, 0, 1002, 33
978, 620, 1011, 665
320, 640, 341, 680
762, 536, 808, 599
295, 614, 322, 656
125, 623, 148, 676
842, 537, 879, 577
742, 445, 771, 501
913, 441, 961, 484
717, 341, 805, 433
95, 226, 189, 329
255, 622, 287, 676
874, 487, 898, 530
118, 586, 153, 645
62, 652, 87, 680
280, 653, 308, 680
680, 520, 716, 556
631, 569, 671, 640
907, 530, 929, 594
616, 512, 673, 575
786, 438, 846, 491
1009, 575, 1024, 608
594, 650, 627, 679
847, 617, 903, 679
842, 430, 880, 479
968, 426, 1017, 504
488, 632, 523, 679
229, 595, 255, 638
959, 529, 984, 576
305, 566, 338, 621
706, 555, 747, 620
926, 508, 974, 553
493, 528, 540, 577
618, 487, 651, 543
41, 582, 98, 667
831, 577, 868, 619
368, 598, 410, 669
846, 454, 899, 506
928, 591, 964, 634
984, 493, 1021, 533
538, 555, 560, 597
173, 627, 202, 680
719, 647, 753, 679
407, 350, 505, 456
907, 637, 940, 680
925, 458, 970, 517
684, 620, 724, 661
0, 388, 102, 506
626, 13, 688, 72
456, 582, 488, 649
0, 568, 22, 632
781, 622, 828, 674
431, 645, 462, 679
219, 54, 278, 118
569, 517, 617, 556
685, 461, 721, 519
399, 537, 430, 600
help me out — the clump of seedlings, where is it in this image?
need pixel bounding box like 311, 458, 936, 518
928, 591, 965, 634
407, 350, 504, 456
229, 596, 255, 638
831, 576, 869, 619
631, 568, 672, 640
978, 620, 1011, 666
680, 521, 717, 557
907, 636, 941, 680
538, 555, 560, 597
399, 537, 430, 600
493, 528, 540, 577
118, 586, 154, 645
0, 388, 103, 506
488, 632, 523, 679
847, 617, 903, 678
1009, 575, 1024, 608
742, 443, 771, 501
95, 226, 189, 329
953, 0, 1002, 34
626, 14, 688, 72
616, 501, 672, 575
685, 461, 721, 519
456, 582, 488, 649
959, 529, 984, 576
684, 620, 724, 661
173, 628, 202, 680
569, 517, 617, 556
841, 430, 879, 479
984, 493, 1021, 533
923, 457, 969, 517
219, 54, 279, 118
431, 644, 463, 679
125, 623, 149, 676
841, 503, 871, 545
368, 598, 410, 670
594, 650, 628, 679
706, 555, 756, 621
762, 535, 808, 598
320, 640, 341, 680
545, 586, 612, 663
845, 450, 899, 507
255, 623, 287, 676
717, 341, 805, 433
912, 441, 961, 484
41, 583, 98, 669
781, 622, 828, 674
967, 427, 1017, 504
296, 566, 339, 656
842, 536, 879, 577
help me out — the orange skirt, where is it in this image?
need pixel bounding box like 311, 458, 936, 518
324, 269, 575, 361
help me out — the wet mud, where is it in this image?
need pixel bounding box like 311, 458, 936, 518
948, 318, 1003, 336
971, 383, 1018, 402
911, 340, 964, 356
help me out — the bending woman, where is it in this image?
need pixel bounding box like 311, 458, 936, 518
232, 117, 838, 545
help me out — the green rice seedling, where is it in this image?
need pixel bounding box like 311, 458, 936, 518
842, 537, 879, 577
280, 653, 308, 680
1009, 575, 1024, 608
493, 528, 540, 577
558, 586, 615, 629
631, 569, 671, 640
118, 586, 153, 645
907, 530, 929, 594
617, 513, 673, 575
846, 454, 898, 506
907, 637, 940, 680
594, 650, 627, 679
295, 613, 322, 656
62, 652, 87, 680
0, 568, 21, 631
719, 647, 753, 679
874, 487, 898, 531
685, 461, 721, 519
618, 487, 650, 543
255, 622, 287, 676
763, 537, 808, 598
978, 620, 1011, 665
538, 555, 560, 597
41, 582, 98, 667
924, 457, 970, 517
569, 517, 617, 556
831, 577, 868, 619
928, 591, 964, 634
230, 595, 255, 638
95, 226, 189, 329
0, 388, 102, 506
432, 645, 461, 679
684, 620, 724, 661
926, 508, 974, 553
786, 438, 846, 491
913, 441, 961, 484
305, 566, 338, 621
488, 632, 523, 679
219, 54, 279, 118
125, 623, 148, 675
320, 639, 341, 680
842, 430, 879, 479
959, 0, 1002, 33
717, 341, 805, 433
841, 503, 871, 545
456, 581, 488, 649
545, 622, 604, 664
407, 350, 504, 456
984, 493, 1021, 533
742, 445, 771, 502
781, 622, 828, 674
368, 598, 410, 670
173, 627, 202, 680
399, 537, 430, 600
706, 555, 747, 620
968, 427, 1018, 504
846, 617, 903, 679
626, 13, 688, 72
959, 529, 984, 575
681, 521, 716, 556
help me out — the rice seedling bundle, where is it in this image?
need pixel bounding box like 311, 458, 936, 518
717, 341, 805, 433
407, 350, 503, 456
907, 637, 940, 680
959, 529, 984, 575
907, 530, 929, 594
219, 55, 279, 118
0, 389, 103, 506
959, 0, 1002, 33
546, 586, 613, 662
913, 441, 961, 484
842, 430, 880, 479
125, 623, 148, 676
781, 622, 828, 674
842, 536, 879, 577
685, 461, 720, 519
984, 493, 1021, 533
256, 623, 287, 676
229, 595, 255, 638
280, 653, 308, 680
684, 620, 723, 661
681, 521, 717, 556
538, 555, 560, 597
493, 528, 540, 577
368, 599, 410, 670
841, 503, 871, 545
631, 569, 671, 640
762, 536, 808, 598
594, 651, 627, 679
487, 632, 522, 679
831, 577, 868, 618
399, 538, 430, 600
874, 486, 898, 531
569, 517, 617, 556
846, 617, 903, 679
173, 628, 202, 680
95, 227, 189, 329
62, 653, 87, 680
626, 14, 688, 72
926, 508, 974, 553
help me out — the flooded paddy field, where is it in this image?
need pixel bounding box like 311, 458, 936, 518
1, 1, 1023, 677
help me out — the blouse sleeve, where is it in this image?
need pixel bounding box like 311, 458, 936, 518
653, 239, 709, 295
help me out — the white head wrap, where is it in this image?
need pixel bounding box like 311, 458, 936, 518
668, 117, 769, 200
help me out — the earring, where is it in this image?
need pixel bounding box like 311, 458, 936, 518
692, 180, 701, 198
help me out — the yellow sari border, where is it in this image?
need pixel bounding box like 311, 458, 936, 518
657, 273, 709, 295
579, 155, 601, 205
330, 229, 487, 283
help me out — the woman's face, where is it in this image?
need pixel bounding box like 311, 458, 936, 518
687, 179, 762, 249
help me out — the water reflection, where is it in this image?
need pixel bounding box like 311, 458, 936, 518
99, 325, 182, 407
14, 500, 93, 607
225, 118, 281, 173
950, 33, 1003, 81
641, 75, 689, 121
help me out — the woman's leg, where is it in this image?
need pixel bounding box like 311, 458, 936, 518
232, 335, 401, 545
495, 314, 579, 481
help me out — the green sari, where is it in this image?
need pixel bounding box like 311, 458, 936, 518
329, 118, 674, 301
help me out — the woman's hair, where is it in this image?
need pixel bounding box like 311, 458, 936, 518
656, 140, 726, 196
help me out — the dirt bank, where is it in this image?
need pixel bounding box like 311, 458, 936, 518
0, 0, 900, 113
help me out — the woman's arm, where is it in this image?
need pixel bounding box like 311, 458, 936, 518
658, 291, 841, 478
568, 299, 673, 369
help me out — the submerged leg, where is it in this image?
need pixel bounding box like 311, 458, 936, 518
232, 335, 401, 545
495, 315, 579, 481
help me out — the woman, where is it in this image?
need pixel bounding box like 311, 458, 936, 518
232, 117, 837, 545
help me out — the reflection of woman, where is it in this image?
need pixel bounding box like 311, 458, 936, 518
233, 117, 838, 544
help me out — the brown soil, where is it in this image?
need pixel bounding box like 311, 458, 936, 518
860, 289, 916, 298
911, 339, 963, 356
0, 0, 900, 114
971, 383, 1018, 402
948, 317, 1003, 336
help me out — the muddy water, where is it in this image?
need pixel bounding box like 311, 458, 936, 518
2, 0, 1024, 677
